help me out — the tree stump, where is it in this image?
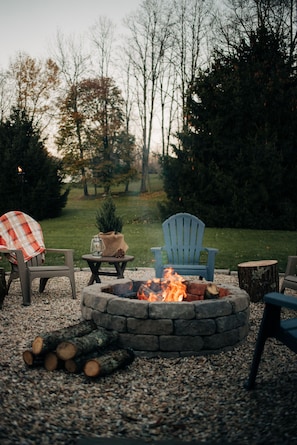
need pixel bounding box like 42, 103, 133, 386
238, 260, 279, 302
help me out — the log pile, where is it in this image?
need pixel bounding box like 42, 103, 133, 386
22, 320, 134, 378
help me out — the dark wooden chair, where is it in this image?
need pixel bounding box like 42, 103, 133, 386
245, 291, 297, 390
151, 212, 218, 280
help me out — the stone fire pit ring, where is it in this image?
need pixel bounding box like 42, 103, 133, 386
81, 279, 250, 357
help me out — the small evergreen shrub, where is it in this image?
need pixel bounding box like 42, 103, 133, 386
95, 196, 123, 233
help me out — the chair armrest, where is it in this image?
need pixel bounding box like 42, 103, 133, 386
45, 248, 74, 267
151, 246, 163, 253
151, 247, 164, 261
264, 292, 297, 310
285, 256, 297, 276
203, 247, 219, 254
45, 248, 74, 253
0, 248, 25, 266
151, 247, 166, 278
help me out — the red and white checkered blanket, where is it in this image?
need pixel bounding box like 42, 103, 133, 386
0, 211, 45, 264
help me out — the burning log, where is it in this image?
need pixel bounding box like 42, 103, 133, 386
22, 350, 45, 367
137, 270, 187, 302
83, 349, 135, 378
204, 283, 220, 299
56, 328, 118, 361
32, 320, 97, 355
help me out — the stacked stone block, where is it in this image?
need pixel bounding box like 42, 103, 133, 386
81, 279, 250, 357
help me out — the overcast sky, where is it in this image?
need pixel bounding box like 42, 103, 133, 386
0, 0, 142, 69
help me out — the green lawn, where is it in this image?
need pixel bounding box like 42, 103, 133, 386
34, 177, 297, 273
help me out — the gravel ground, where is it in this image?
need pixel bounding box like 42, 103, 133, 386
1, 268, 297, 445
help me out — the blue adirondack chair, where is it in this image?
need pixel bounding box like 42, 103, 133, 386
245, 292, 297, 390
151, 213, 218, 280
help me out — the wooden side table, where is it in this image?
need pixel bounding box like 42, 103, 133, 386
238, 260, 279, 302
82, 254, 134, 285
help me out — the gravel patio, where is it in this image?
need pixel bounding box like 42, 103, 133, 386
0, 268, 297, 445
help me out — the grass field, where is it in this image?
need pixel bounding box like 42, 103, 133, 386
30, 175, 296, 274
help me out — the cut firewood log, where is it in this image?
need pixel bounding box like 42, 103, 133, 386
83, 348, 135, 378
23, 350, 45, 367
204, 283, 219, 299
44, 351, 64, 372
32, 320, 97, 355
56, 328, 118, 361
65, 351, 102, 374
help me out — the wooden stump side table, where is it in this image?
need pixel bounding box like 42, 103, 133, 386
238, 260, 279, 302
82, 254, 134, 285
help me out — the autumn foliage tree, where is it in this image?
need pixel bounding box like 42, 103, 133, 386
56, 76, 137, 195
8, 53, 60, 132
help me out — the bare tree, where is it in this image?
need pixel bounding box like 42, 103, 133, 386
172, 0, 213, 128
213, 0, 297, 60
124, 0, 175, 193
53, 32, 91, 195
90, 16, 116, 78
0, 70, 12, 122
158, 44, 179, 156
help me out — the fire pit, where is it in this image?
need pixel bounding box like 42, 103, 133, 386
81, 272, 250, 357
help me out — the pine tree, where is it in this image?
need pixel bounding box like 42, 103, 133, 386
95, 195, 123, 233
161, 26, 297, 230
0, 109, 69, 219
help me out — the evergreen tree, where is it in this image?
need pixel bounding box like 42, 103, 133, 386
161, 26, 297, 229
96, 195, 123, 233
0, 109, 69, 220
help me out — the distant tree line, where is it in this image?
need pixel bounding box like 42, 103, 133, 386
161, 1, 297, 230
0, 0, 296, 228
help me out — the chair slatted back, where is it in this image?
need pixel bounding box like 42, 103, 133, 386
162, 213, 205, 265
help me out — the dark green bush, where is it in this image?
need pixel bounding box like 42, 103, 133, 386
95, 195, 123, 233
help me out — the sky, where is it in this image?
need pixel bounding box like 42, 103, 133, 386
0, 0, 142, 69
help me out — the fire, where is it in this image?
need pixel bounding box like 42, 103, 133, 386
137, 268, 187, 302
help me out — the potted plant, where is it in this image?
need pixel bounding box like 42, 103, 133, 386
95, 196, 128, 257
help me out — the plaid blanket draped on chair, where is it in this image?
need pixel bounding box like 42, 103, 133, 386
0, 211, 45, 264
0, 210, 76, 306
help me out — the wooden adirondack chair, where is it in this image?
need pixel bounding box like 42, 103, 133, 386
151, 213, 218, 280
0, 211, 76, 306
245, 291, 297, 390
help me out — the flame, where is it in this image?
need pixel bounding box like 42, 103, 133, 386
137, 268, 187, 302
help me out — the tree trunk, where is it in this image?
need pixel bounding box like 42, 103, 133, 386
23, 350, 45, 367
140, 147, 149, 193
83, 349, 135, 377
238, 260, 279, 302
32, 320, 97, 355
56, 328, 118, 361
